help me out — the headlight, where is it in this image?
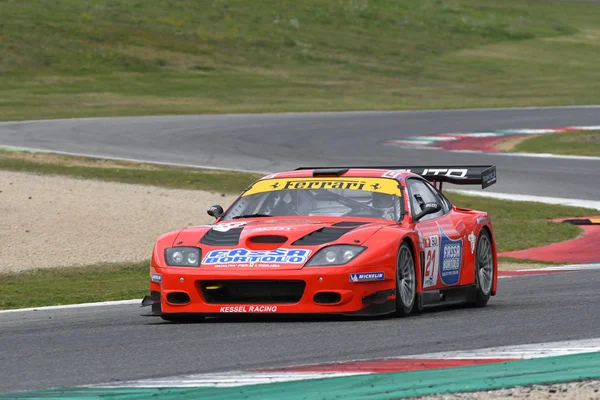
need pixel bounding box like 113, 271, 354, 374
165, 247, 201, 267
305, 245, 366, 267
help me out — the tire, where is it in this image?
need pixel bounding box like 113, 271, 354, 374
160, 313, 205, 323
394, 242, 417, 317
472, 229, 494, 307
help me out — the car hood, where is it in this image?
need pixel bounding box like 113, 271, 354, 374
172, 217, 394, 270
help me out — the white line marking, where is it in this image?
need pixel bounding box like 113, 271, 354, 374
89, 371, 368, 388
455, 132, 501, 137
411, 136, 458, 142
517, 263, 600, 272
0, 299, 140, 314
400, 338, 600, 360
450, 190, 600, 211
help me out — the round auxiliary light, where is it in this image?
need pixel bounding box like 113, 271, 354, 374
343, 249, 356, 262
172, 251, 184, 263
187, 252, 198, 264
325, 250, 337, 263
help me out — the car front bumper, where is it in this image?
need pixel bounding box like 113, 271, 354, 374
142, 265, 397, 317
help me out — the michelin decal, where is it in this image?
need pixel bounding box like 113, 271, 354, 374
350, 272, 385, 282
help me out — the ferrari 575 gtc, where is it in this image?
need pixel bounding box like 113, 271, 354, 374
142, 165, 498, 321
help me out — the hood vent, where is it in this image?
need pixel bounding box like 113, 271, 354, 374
249, 235, 288, 244
331, 221, 369, 227
292, 227, 354, 246
200, 227, 243, 246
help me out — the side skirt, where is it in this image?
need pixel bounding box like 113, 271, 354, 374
417, 284, 477, 309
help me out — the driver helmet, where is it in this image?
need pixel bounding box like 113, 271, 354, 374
371, 192, 393, 208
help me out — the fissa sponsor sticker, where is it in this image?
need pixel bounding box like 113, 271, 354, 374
151, 273, 162, 283
220, 306, 278, 313
438, 224, 463, 285
350, 272, 385, 282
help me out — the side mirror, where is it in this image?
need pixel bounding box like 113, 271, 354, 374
207, 205, 224, 219
414, 202, 441, 221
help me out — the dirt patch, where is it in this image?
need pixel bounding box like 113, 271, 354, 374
494, 135, 533, 152
0, 170, 558, 274
0, 171, 237, 273
415, 379, 600, 399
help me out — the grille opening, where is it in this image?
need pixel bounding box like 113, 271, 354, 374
314, 292, 342, 304
249, 235, 287, 244
166, 292, 190, 304
201, 280, 305, 304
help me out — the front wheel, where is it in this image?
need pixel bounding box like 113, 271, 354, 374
394, 242, 417, 317
471, 230, 494, 307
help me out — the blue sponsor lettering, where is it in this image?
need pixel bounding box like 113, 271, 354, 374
202, 248, 311, 265
287, 249, 308, 257
349, 272, 385, 282
151, 273, 162, 283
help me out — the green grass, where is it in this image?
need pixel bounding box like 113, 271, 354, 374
0, 261, 149, 310
445, 193, 592, 252
514, 131, 600, 157
1, 0, 600, 120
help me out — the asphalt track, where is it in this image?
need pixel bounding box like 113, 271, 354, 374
1, 106, 599, 393
1, 271, 599, 392
0, 106, 599, 200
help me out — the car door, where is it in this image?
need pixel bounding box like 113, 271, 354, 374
406, 178, 467, 291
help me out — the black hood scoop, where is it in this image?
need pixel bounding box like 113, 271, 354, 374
292, 227, 355, 246
200, 227, 243, 246
331, 221, 370, 227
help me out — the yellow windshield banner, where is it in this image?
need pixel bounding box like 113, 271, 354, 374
244, 177, 401, 196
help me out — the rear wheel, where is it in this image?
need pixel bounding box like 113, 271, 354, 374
472, 230, 494, 307
160, 313, 205, 323
394, 242, 417, 317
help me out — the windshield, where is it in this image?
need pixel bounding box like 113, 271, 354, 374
221, 177, 403, 221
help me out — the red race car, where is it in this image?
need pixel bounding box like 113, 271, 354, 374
142, 165, 498, 321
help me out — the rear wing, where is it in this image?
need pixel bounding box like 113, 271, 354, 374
294, 165, 497, 189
